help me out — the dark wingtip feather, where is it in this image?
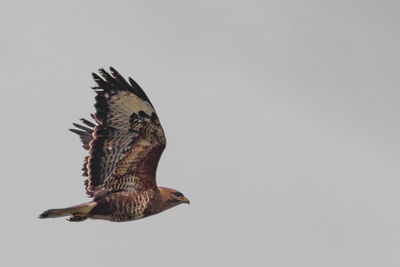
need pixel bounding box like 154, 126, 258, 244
72, 123, 93, 133
109, 66, 118, 74
98, 68, 114, 82
92, 72, 109, 91
92, 72, 101, 80
109, 67, 125, 81
109, 67, 133, 91
80, 118, 96, 128
93, 68, 152, 107
69, 128, 86, 135
128, 77, 140, 90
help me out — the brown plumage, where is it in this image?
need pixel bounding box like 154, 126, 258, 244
39, 67, 189, 222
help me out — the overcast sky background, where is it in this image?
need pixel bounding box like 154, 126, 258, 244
1, 1, 400, 266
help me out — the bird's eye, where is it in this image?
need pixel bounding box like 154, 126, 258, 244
173, 192, 183, 198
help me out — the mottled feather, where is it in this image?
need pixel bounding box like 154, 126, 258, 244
40, 68, 188, 223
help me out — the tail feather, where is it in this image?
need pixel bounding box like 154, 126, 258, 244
39, 202, 96, 221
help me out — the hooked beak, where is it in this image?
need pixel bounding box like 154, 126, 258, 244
181, 196, 190, 205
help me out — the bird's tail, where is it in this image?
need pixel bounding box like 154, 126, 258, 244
39, 202, 97, 222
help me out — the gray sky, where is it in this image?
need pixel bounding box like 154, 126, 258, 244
1, 1, 400, 266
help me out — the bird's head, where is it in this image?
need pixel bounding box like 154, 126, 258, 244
158, 187, 190, 210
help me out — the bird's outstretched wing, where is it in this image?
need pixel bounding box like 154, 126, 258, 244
70, 67, 166, 196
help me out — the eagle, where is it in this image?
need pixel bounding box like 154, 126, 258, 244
39, 67, 189, 222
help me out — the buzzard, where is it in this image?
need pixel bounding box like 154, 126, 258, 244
39, 67, 189, 222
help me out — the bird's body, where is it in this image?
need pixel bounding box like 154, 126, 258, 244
39, 68, 189, 222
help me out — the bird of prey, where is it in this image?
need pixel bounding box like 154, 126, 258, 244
39, 67, 189, 222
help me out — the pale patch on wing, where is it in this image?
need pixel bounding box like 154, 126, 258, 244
107, 91, 155, 130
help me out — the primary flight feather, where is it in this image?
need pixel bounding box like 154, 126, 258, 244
39, 67, 189, 222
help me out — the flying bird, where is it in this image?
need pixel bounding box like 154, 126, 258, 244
39, 67, 189, 222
